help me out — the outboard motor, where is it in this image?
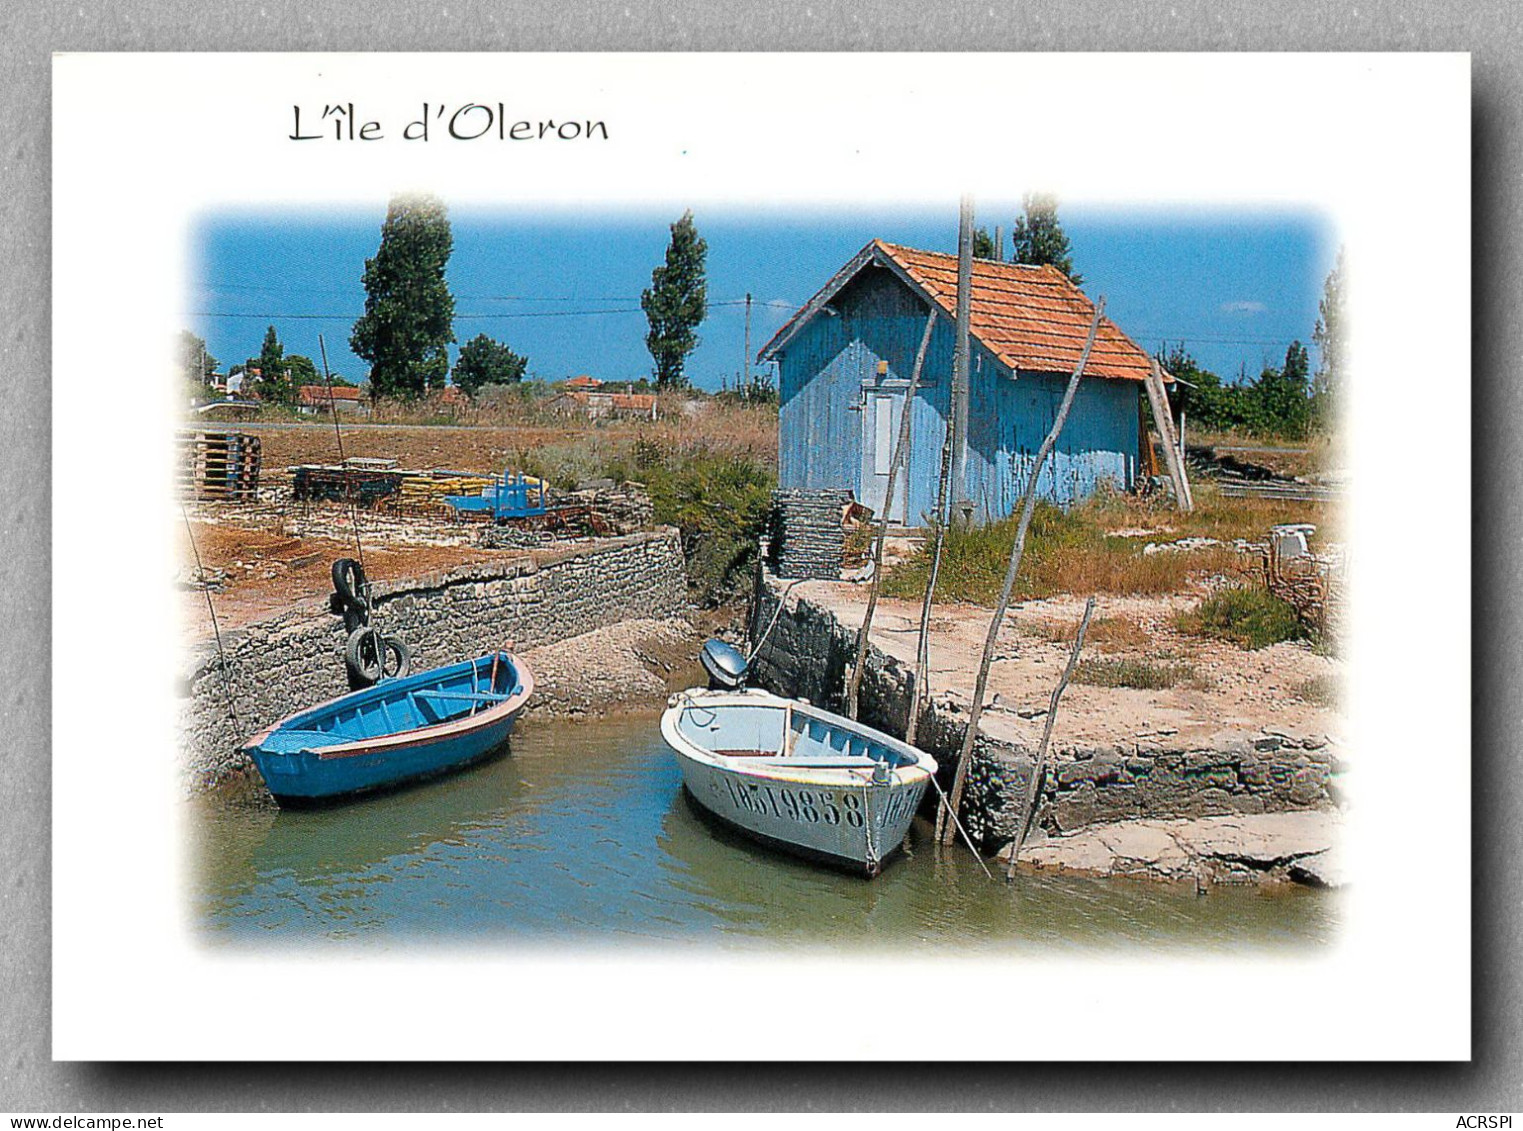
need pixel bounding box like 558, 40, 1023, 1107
700, 638, 749, 691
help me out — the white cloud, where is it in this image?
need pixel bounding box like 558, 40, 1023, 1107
1220, 300, 1268, 315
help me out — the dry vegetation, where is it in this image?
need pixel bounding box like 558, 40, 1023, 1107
243, 398, 782, 609
1190, 429, 1346, 482
882, 479, 1338, 610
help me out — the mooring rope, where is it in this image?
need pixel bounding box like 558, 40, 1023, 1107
180, 502, 241, 735
318, 334, 398, 677
927, 770, 992, 880
746, 577, 803, 665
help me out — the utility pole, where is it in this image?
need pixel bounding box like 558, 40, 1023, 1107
744, 292, 753, 392
994, 225, 1004, 262
950, 195, 974, 524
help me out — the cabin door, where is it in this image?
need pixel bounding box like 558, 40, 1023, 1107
861, 391, 907, 523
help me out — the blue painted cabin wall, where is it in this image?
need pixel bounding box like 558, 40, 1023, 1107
776, 265, 1138, 525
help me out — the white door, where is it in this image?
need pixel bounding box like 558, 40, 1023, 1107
861, 391, 907, 522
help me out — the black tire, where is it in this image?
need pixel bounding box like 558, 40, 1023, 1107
342, 602, 370, 633
331, 558, 368, 609
379, 634, 412, 680
344, 627, 411, 684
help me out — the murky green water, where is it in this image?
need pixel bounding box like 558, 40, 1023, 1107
191, 713, 1338, 951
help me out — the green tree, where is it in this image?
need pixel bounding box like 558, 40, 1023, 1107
350, 193, 456, 399
452, 333, 528, 395
1011, 193, 1082, 285
1311, 247, 1346, 431
1158, 344, 1246, 433
641, 210, 708, 390
972, 226, 999, 260
177, 330, 217, 390
286, 354, 320, 389
253, 325, 298, 405
1245, 341, 1312, 440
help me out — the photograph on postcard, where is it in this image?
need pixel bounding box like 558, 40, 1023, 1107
179, 200, 1346, 950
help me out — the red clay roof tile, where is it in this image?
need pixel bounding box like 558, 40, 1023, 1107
873, 241, 1153, 382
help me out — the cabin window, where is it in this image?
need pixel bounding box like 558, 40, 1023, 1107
874, 395, 894, 474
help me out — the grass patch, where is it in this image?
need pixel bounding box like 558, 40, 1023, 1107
1072, 658, 1195, 690
1294, 674, 1343, 708
881, 503, 1241, 605
1077, 479, 1337, 545
513, 430, 777, 609
1176, 584, 1308, 650
1028, 614, 1152, 653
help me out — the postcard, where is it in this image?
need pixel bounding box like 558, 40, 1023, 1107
51, 51, 1470, 1061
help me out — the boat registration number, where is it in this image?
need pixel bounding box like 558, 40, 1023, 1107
718, 778, 917, 827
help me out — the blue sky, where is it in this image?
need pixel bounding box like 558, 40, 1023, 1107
189, 203, 1336, 392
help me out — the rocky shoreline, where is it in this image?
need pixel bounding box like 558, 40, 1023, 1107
1005, 809, 1346, 890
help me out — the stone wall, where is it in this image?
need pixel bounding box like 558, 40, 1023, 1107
747, 576, 1337, 851
182, 529, 689, 794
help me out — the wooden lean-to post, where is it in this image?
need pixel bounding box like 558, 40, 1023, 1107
938, 301, 1106, 848
1144, 358, 1192, 513
845, 309, 938, 721
1005, 595, 1096, 881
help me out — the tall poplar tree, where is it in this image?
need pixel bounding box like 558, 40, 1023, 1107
1311, 247, 1347, 430
641, 210, 708, 390
350, 193, 456, 399
1011, 193, 1082, 285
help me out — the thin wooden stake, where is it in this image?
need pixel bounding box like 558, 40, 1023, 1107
939, 300, 1106, 847
1005, 595, 1095, 881
905, 411, 956, 748
845, 309, 938, 720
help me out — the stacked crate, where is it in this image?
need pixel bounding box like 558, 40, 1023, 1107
768, 488, 852, 580
177, 429, 262, 502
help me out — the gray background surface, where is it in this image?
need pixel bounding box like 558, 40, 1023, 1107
1, 2, 1509, 1112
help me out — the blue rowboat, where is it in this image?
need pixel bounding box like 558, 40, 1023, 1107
241, 651, 534, 805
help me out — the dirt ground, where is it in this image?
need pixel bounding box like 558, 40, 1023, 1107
785, 578, 1345, 754
178, 510, 514, 635
247, 422, 588, 474
180, 423, 636, 634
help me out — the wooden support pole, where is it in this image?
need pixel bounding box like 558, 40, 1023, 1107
1005, 595, 1096, 881
949, 195, 974, 525
905, 324, 962, 747
846, 309, 938, 720
937, 301, 1105, 848
1144, 358, 1192, 513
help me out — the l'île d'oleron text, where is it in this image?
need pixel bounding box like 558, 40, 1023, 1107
289, 104, 610, 143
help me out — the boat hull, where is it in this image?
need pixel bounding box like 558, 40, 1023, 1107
248, 712, 521, 804
241, 651, 533, 805
661, 688, 935, 878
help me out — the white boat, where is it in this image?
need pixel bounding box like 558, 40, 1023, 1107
661, 649, 937, 877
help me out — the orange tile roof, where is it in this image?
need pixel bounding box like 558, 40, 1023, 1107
298, 384, 364, 404
762, 240, 1158, 383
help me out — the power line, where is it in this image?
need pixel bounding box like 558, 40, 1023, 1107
185, 298, 796, 322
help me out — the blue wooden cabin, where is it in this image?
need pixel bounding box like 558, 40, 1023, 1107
760, 240, 1162, 525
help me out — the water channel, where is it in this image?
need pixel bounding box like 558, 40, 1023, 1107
191, 713, 1338, 952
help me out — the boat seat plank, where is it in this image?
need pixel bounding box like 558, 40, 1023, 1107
768, 755, 883, 768
412, 690, 511, 705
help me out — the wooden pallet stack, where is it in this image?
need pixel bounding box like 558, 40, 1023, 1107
769, 488, 853, 580
177, 429, 262, 501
